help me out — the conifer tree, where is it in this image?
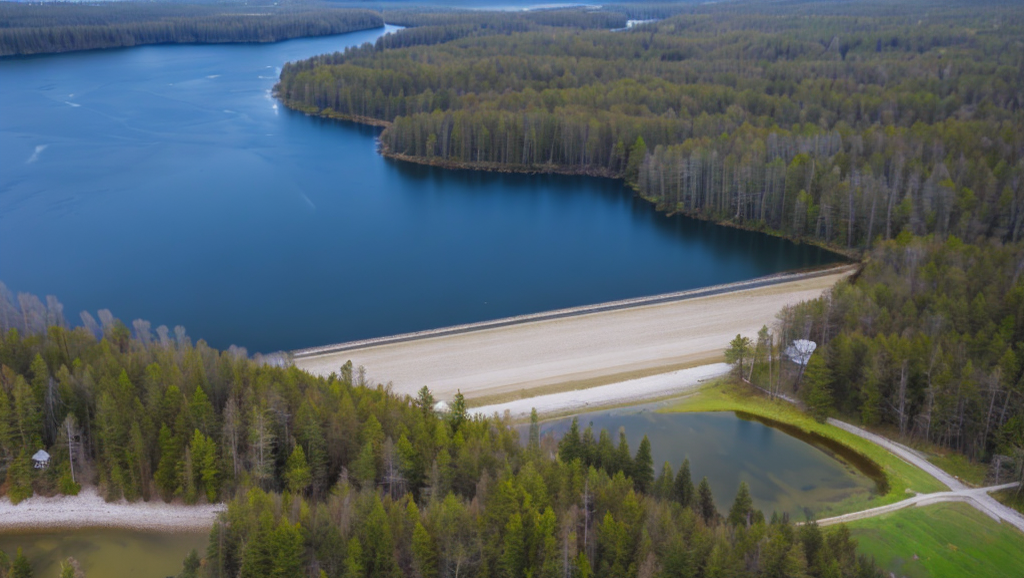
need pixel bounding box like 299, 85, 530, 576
344, 537, 365, 578
697, 477, 717, 525
412, 522, 437, 578
499, 512, 526, 578
285, 444, 312, 494
727, 481, 754, 527
11, 548, 31, 578
615, 428, 632, 477
557, 417, 582, 464
674, 459, 694, 507
803, 354, 834, 422
632, 435, 654, 493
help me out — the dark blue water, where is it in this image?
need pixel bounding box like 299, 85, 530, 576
0, 26, 842, 353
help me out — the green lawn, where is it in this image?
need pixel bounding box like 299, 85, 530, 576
927, 452, 988, 487
993, 489, 1024, 516
847, 502, 1024, 578
659, 380, 948, 515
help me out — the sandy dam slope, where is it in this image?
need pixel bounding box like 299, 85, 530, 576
293, 266, 854, 402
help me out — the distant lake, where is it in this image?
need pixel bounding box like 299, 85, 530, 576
0, 26, 843, 353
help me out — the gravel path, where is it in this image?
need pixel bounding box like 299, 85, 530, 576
295, 267, 853, 400
827, 419, 965, 491
824, 419, 1024, 533
816, 483, 1023, 531
471, 363, 730, 419
0, 488, 223, 532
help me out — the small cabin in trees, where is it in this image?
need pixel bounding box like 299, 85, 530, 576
32, 450, 50, 469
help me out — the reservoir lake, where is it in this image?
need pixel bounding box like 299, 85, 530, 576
0, 26, 842, 354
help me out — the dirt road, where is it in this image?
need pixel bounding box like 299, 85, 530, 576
294, 266, 854, 401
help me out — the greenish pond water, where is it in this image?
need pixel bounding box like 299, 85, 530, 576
535, 408, 879, 519
0, 529, 207, 578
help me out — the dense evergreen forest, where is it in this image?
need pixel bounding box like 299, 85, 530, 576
753, 236, 1024, 468
0, 286, 881, 577
0, 3, 383, 56
277, 0, 1024, 251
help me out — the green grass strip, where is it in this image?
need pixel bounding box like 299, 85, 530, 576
658, 380, 948, 516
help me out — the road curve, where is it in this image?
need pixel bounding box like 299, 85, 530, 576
816, 483, 1023, 531
293, 266, 854, 400
827, 419, 965, 491
825, 419, 1024, 533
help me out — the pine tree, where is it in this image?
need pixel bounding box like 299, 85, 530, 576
416, 386, 435, 417
363, 496, 398, 578
11, 548, 31, 578
352, 441, 377, 489
625, 135, 647, 183
285, 444, 312, 494
615, 428, 632, 477
654, 462, 674, 500
557, 417, 582, 463
155, 424, 180, 499
499, 512, 526, 578
528, 408, 540, 452
344, 537, 365, 578
447, 390, 467, 432
725, 334, 753, 377
632, 435, 654, 493
727, 481, 754, 526
697, 477, 717, 525
6, 448, 33, 504
178, 550, 200, 578
803, 354, 834, 422
674, 459, 694, 507
271, 520, 304, 578
412, 521, 438, 578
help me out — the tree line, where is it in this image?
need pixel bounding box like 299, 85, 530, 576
728, 235, 1024, 470
276, 0, 1024, 251
0, 283, 882, 577
0, 3, 384, 57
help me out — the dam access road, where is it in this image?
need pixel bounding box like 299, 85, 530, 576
293, 264, 855, 402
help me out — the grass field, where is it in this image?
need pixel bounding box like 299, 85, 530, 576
659, 380, 948, 516
927, 452, 988, 487
994, 489, 1024, 516
847, 502, 1024, 578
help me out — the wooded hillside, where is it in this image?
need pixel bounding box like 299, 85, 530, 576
0, 285, 881, 578
278, 0, 1024, 251
0, 3, 383, 56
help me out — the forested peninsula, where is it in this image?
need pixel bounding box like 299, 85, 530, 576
0, 287, 883, 578
277, 0, 1024, 253
0, 3, 383, 57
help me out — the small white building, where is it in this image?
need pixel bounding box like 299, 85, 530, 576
32, 449, 50, 469
433, 400, 450, 414
785, 339, 817, 366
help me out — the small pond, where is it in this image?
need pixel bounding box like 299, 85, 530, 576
534, 406, 880, 519
0, 529, 207, 578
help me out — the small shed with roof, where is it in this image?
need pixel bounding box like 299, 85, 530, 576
32, 449, 50, 469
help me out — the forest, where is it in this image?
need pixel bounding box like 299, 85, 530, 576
0, 286, 882, 577
0, 3, 383, 56
277, 0, 1024, 251
746, 235, 1024, 468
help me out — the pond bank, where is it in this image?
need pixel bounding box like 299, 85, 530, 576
0, 488, 222, 532
659, 381, 949, 515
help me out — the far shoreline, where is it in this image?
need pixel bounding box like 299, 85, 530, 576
278, 96, 863, 263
